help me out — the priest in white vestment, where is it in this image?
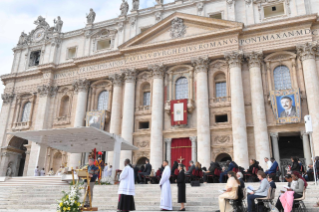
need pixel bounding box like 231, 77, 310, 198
159, 160, 172, 211
34, 166, 39, 176
103, 164, 108, 177
118, 159, 136, 211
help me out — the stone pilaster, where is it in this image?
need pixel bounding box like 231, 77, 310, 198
245, 51, 270, 170
301, 131, 312, 167
107, 74, 123, 163
297, 42, 319, 156
27, 84, 55, 176
165, 138, 172, 166
270, 132, 280, 168
190, 136, 197, 163
69, 79, 90, 169
191, 56, 211, 167
225, 51, 249, 168
120, 69, 136, 168
149, 63, 165, 170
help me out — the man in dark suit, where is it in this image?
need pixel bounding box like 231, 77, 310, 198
279, 96, 297, 117
185, 161, 195, 175
219, 160, 238, 183
138, 159, 152, 184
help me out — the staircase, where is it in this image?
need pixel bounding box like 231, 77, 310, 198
0, 176, 69, 187
0, 181, 318, 211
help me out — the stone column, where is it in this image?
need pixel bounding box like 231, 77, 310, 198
246, 52, 271, 170
27, 85, 56, 176
23, 143, 31, 176
190, 136, 197, 163
149, 64, 165, 170
225, 51, 249, 168
107, 74, 123, 164
297, 42, 319, 156
69, 79, 90, 169
191, 56, 211, 167
165, 138, 172, 166
301, 131, 312, 167
270, 132, 280, 168
120, 69, 136, 168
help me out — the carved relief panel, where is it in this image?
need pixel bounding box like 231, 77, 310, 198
53, 86, 74, 126
12, 93, 36, 131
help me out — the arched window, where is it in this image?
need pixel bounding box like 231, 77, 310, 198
21, 102, 31, 122
175, 77, 188, 100
214, 73, 227, 98
142, 83, 151, 106
59, 95, 70, 117
97, 91, 109, 110
274, 65, 292, 90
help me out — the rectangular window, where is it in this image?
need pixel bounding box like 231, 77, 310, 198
97, 39, 111, 50
215, 114, 228, 123
264, 3, 285, 18
139, 122, 149, 129
143, 92, 151, 106
209, 13, 222, 19
67, 47, 77, 59
215, 82, 227, 98
29, 50, 41, 67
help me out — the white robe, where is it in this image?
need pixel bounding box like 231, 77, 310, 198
118, 165, 135, 196
103, 165, 108, 177
40, 170, 45, 176
159, 166, 172, 210
34, 168, 39, 176
107, 168, 112, 177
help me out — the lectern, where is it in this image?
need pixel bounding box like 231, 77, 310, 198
77, 169, 98, 211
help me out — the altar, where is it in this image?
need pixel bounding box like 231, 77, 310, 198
9, 127, 138, 178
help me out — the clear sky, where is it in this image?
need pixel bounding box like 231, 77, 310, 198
0, 0, 174, 108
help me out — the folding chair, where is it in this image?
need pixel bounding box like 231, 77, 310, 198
292, 190, 307, 212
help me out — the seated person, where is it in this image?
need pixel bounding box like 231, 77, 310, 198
247, 171, 270, 212
267, 174, 277, 189
185, 161, 195, 175
215, 171, 240, 212
84, 158, 99, 207
275, 173, 304, 211
305, 163, 314, 181
219, 160, 238, 183
245, 159, 259, 182
203, 162, 217, 183
195, 162, 202, 171
265, 158, 278, 175
236, 172, 245, 189
138, 159, 152, 184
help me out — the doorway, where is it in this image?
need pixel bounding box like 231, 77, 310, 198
171, 138, 192, 167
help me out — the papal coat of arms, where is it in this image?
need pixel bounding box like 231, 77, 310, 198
170, 18, 186, 39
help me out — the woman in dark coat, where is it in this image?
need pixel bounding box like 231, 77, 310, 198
291, 157, 301, 173
176, 164, 186, 211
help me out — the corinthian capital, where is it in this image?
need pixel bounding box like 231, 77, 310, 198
72, 79, 90, 92
224, 51, 243, 69
1, 93, 14, 104
148, 63, 166, 79
111, 74, 124, 87
245, 51, 263, 69
37, 85, 58, 97
191, 56, 210, 73
296, 42, 317, 61
122, 68, 137, 83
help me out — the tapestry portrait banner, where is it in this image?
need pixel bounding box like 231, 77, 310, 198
170, 99, 188, 126
270, 89, 301, 124
86, 110, 106, 130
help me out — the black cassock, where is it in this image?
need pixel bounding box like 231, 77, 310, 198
177, 169, 186, 203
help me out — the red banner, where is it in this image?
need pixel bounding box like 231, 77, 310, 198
171, 138, 192, 167
170, 99, 187, 126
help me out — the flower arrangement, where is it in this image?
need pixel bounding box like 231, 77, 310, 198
56, 184, 83, 212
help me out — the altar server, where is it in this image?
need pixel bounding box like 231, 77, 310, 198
40, 168, 45, 176
103, 163, 108, 177
34, 166, 39, 176
118, 159, 136, 212
159, 160, 172, 211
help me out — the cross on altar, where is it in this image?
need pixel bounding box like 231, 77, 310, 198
177, 156, 185, 164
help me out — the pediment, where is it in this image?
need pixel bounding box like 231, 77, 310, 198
119, 12, 243, 50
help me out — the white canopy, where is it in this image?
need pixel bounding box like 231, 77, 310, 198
9, 127, 137, 153
9, 127, 138, 179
